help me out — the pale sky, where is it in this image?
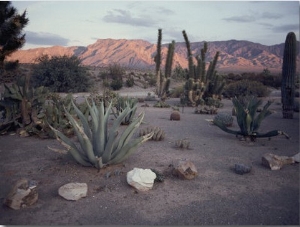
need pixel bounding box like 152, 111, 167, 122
11, 1, 300, 50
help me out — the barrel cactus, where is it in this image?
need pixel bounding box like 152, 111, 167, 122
281, 32, 297, 119
213, 112, 233, 127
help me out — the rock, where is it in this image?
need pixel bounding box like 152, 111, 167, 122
234, 163, 252, 175
3, 179, 38, 210
170, 111, 180, 121
292, 153, 300, 163
172, 160, 198, 180
58, 183, 88, 201
127, 168, 156, 191
262, 153, 295, 170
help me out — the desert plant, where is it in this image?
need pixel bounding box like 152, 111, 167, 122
154, 29, 175, 101
50, 99, 153, 169
223, 80, 269, 98
139, 126, 165, 141
181, 30, 224, 107
125, 76, 135, 87
213, 96, 290, 141
112, 96, 138, 125
213, 112, 233, 127
281, 32, 297, 119
175, 139, 190, 149
31, 55, 91, 92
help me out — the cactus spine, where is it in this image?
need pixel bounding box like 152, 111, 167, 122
154, 29, 175, 101
281, 32, 297, 119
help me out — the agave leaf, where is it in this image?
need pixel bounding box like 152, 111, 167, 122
253, 100, 273, 131
49, 125, 92, 166
64, 107, 97, 165
113, 112, 144, 156
95, 101, 106, 156
108, 131, 154, 165
101, 131, 118, 164
71, 100, 92, 140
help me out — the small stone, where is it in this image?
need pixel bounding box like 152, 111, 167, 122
170, 111, 180, 121
127, 168, 156, 191
234, 163, 252, 175
262, 153, 294, 170
4, 179, 38, 210
172, 160, 198, 180
58, 183, 88, 201
292, 153, 300, 163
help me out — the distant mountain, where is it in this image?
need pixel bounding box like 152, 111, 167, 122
7, 38, 300, 73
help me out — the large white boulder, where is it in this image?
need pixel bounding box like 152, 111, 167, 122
127, 168, 156, 191
58, 182, 87, 201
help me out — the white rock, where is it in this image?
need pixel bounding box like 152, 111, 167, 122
292, 153, 300, 163
58, 183, 87, 201
127, 168, 156, 191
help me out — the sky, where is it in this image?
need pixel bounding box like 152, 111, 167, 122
11, 0, 300, 50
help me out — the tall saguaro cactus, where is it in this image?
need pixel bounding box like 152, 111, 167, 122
281, 32, 297, 119
154, 29, 175, 101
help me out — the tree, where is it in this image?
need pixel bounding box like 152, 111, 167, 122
0, 1, 29, 70
31, 55, 92, 93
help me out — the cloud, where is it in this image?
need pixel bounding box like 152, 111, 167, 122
25, 31, 70, 46
272, 24, 300, 33
103, 9, 157, 27
261, 12, 282, 19
223, 15, 256, 23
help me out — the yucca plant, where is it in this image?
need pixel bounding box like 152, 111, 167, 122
213, 96, 290, 141
50, 98, 153, 169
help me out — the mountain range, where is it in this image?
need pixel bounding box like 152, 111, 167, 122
7, 38, 300, 73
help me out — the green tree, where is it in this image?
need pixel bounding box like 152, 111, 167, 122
0, 1, 29, 71
31, 55, 92, 92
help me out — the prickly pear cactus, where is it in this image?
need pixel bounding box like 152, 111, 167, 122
139, 126, 165, 141
213, 112, 233, 127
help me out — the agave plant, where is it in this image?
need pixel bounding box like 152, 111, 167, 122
213, 96, 290, 141
50, 98, 153, 169
112, 96, 138, 125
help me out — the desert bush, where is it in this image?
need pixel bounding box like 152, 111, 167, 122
172, 65, 187, 81
169, 85, 184, 98
110, 78, 123, 90
125, 76, 135, 87
223, 79, 269, 98
31, 55, 91, 92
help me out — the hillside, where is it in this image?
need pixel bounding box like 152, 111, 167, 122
7, 38, 300, 73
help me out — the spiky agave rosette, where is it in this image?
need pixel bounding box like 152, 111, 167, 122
49, 98, 153, 169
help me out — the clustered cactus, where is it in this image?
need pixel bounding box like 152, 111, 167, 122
181, 30, 225, 108
139, 126, 165, 141
175, 139, 190, 149
213, 113, 233, 127
281, 32, 297, 119
50, 99, 153, 169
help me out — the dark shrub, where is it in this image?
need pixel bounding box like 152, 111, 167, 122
223, 79, 269, 98
110, 78, 123, 90
31, 55, 91, 92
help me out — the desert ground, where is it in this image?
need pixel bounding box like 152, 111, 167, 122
0, 86, 299, 225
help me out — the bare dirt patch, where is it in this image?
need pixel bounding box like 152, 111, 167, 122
0, 94, 299, 225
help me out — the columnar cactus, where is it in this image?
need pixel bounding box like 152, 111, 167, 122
154, 29, 175, 101
281, 32, 297, 119
182, 30, 224, 107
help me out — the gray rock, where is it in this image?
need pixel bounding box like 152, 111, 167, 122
262, 153, 294, 170
3, 179, 38, 210
234, 163, 252, 175
127, 168, 156, 191
58, 182, 88, 201
172, 160, 198, 180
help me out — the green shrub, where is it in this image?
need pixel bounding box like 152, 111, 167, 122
125, 76, 135, 87
31, 55, 91, 92
223, 80, 269, 98
110, 78, 123, 90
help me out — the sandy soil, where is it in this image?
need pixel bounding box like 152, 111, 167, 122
0, 90, 299, 225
